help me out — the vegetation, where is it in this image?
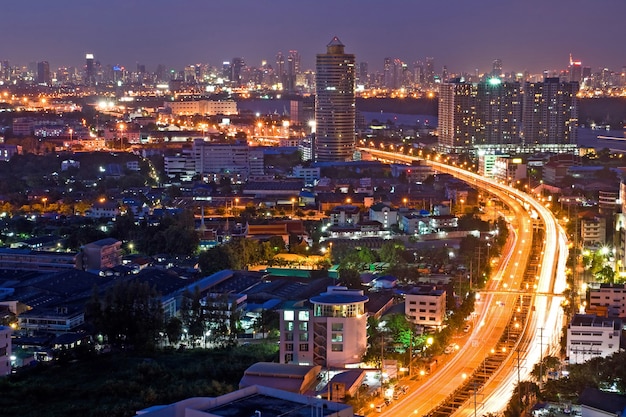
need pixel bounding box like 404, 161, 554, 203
0, 344, 278, 417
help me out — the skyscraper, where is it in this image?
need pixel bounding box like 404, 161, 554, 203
522, 77, 578, 146
315, 36, 356, 162
438, 78, 521, 151
85, 53, 95, 86
36, 61, 51, 85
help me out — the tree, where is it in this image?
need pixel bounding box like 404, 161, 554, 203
96, 279, 164, 351
165, 317, 183, 346
199, 245, 235, 274
339, 267, 362, 289
379, 240, 405, 264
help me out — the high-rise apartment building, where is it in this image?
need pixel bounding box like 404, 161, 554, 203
439, 79, 521, 150
315, 36, 356, 162
522, 77, 578, 147
440, 77, 574, 153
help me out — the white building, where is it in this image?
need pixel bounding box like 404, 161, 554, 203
164, 153, 196, 182
0, 325, 11, 376
405, 286, 447, 328
192, 139, 264, 181
291, 165, 320, 186
580, 213, 606, 248
368, 203, 398, 229
329, 205, 360, 227
566, 314, 621, 365
279, 286, 369, 368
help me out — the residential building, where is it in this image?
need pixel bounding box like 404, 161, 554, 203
279, 286, 369, 368
85, 201, 120, 219
79, 238, 122, 271
566, 314, 621, 365
315, 36, 356, 162
405, 286, 447, 328
522, 78, 578, 148
0, 144, 22, 162
368, 203, 398, 229
588, 284, 626, 318
135, 384, 355, 417
580, 213, 606, 248
0, 325, 11, 376
438, 79, 521, 153
329, 205, 360, 227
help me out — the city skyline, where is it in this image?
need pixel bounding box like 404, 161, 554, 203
2, 0, 625, 75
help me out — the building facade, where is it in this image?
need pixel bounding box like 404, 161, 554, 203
279, 286, 368, 368
192, 139, 264, 181
438, 79, 521, 153
522, 78, 578, 147
566, 314, 621, 365
405, 286, 447, 328
0, 325, 11, 376
315, 37, 356, 162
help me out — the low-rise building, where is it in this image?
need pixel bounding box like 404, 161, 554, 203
369, 203, 398, 229
588, 284, 626, 318
79, 238, 122, 271
279, 286, 369, 368
0, 325, 11, 376
135, 384, 355, 417
405, 286, 447, 329
566, 314, 621, 365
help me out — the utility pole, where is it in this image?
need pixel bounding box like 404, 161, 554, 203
539, 327, 544, 390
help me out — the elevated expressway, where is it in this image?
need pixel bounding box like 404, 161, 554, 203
360, 148, 569, 416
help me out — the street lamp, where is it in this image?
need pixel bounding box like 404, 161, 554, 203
291, 197, 296, 217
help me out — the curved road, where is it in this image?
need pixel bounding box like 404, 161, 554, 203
360, 148, 569, 416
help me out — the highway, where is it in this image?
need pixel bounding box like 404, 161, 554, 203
360, 148, 569, 416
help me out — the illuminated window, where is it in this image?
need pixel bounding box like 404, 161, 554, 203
284, 311, 294, 321
298, 311, 309, 321
331, 344, 343, 352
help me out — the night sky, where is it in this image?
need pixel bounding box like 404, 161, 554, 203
3, 0, 624, 74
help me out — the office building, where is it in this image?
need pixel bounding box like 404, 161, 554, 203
192, 139, 264, 182
279, 286, 368, 368
85, 53, 95, 86
36, 61, 51, 85
315, 36, 356, 162
521, 77, 578, 147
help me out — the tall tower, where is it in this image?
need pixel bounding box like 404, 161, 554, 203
438, 78, 522, 152
37, 61, 51, 85
522, 77, 578, 146
315, 36, 356, 162
85, 53, 95, 86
